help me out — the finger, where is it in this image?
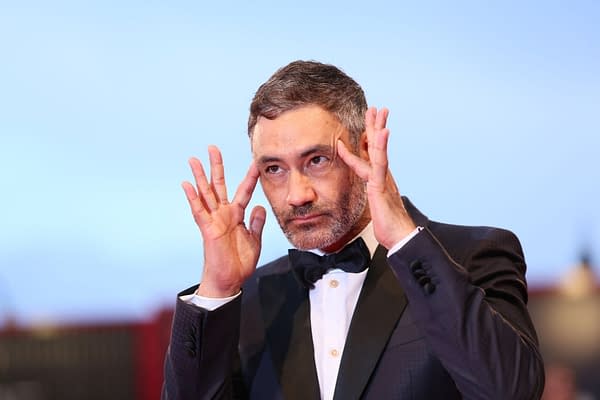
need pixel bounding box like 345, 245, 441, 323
375, 108, 389, 130
337, 139, 371, 180
208, 145, 228, 204
189, 157, 218, 211
249, 205, 266, 240
367, 128, 390, 190
232, 162, 260, 210
365, 107, 376, 132
181, 180, 211, 226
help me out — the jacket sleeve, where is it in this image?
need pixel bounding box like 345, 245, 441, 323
387, 226, 545, 400
161, 286, 246, 400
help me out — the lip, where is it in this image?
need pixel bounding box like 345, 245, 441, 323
288, 214, 324, 224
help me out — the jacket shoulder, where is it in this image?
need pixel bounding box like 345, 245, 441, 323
427, 220, 523, 255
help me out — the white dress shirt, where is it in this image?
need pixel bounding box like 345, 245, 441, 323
182, 223, 422, 400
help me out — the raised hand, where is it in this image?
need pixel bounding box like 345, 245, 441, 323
182, 146, 266, 297
337, 107, 416, 249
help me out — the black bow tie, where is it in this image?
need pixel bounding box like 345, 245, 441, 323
288, 237, 371, 290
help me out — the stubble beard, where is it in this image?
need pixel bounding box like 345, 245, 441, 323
273, 179, 368, 250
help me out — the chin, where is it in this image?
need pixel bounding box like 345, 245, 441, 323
287, 236, 325, 251
285, 228, 341, 251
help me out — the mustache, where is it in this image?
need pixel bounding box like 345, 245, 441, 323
284, 204, 319, 219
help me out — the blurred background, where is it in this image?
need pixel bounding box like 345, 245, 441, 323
1, 1, 598, 399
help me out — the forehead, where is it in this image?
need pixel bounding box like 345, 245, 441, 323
251, 105, 346, 159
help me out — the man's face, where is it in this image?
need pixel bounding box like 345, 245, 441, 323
252, 105, 369, 252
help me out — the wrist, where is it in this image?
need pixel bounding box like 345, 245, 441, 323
381, 221, 418, 249
196, 281, 240, 298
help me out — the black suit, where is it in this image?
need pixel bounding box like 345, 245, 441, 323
162, 198, 544, 399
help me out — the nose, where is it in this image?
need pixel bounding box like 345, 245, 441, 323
286, 169, 317, 206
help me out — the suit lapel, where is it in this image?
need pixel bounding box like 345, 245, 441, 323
258, 270, 321, 400
256, 196, 426, 400
333, 245, 408, 400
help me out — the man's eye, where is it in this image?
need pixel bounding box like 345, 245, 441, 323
265, 165, 281, 174
310, 156, 329, 166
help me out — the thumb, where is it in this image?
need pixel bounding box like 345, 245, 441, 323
337, 139, 370, 180
249, 205, 267, 241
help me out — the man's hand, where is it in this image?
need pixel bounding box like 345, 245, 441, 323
337, 107, 417, 249
182, 146, 266, 298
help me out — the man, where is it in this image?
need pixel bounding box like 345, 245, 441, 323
162, 61, 545, 399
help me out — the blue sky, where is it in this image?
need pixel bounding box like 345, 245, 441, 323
1, 1, 599, 324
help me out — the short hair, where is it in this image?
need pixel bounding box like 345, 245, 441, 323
248, 60, 367, 146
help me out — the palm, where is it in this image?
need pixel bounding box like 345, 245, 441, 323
202, 207, 260, 283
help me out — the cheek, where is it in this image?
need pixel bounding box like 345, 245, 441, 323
260, 178, 286, 207
316, 173, 351, 201
333, 166, 355, 186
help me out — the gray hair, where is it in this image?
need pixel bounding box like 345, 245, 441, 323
248, 60, 367, 147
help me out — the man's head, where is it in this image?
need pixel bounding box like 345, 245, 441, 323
248, 60, 368, 148
249, 61, 371, 252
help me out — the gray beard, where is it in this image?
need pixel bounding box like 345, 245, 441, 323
274, 180, 368, 250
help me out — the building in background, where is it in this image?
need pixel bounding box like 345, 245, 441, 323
0, 310, 171, 400
533, 255, 600, 400
1, 261, 599, 400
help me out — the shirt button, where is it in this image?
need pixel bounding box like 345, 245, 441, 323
330, 349, 339, 357
329, 279, 339, 288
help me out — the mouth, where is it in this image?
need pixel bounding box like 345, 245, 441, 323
287, 213, 325, 225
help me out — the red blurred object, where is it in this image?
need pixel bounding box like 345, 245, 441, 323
2, 279, 599, 399
0, 308, 174, 400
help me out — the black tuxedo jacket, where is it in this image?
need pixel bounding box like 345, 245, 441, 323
162, 198, 544, 399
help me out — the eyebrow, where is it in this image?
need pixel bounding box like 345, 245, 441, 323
256, 144, 334, 164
